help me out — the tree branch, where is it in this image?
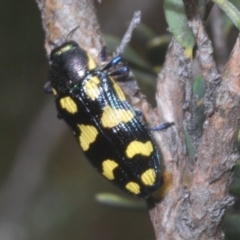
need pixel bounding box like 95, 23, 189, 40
149, 2, 240, 239
150, 38, 193, 240
35, 0, 104, 59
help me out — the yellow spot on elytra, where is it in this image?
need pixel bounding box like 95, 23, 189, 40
60, 96, 77, 114
126, 141, 153, 158
87, 53, 97, 70
84, 76, 101, 100
78, 124, 98, 151
52, 88, 57, 96
141, 168, 156, 186
102, 160, 118, 180
110, 78, 126, 101
101, 106, 134, 128
125, 182, 140, 194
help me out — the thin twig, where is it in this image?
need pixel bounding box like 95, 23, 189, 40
113, 11, 141, 56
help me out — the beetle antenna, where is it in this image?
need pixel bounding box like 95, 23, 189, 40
48, 40, 58, 48
67, 26, 79, 40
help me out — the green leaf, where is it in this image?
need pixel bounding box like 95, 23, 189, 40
193, 75, 205, 97
164, 0, 195, 58
147, 34, 171, 49
131, 68, 156, 88
95, 192, 146, 209
213, 0, 240, 30
135, 23, 157, 40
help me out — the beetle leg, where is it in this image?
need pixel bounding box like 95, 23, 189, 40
44, 81, 53, 94
151, 122, 173, 131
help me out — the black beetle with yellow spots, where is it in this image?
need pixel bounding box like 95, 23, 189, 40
46, 40, 168, 198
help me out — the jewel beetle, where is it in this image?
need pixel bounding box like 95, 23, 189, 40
46, 40, 169, 198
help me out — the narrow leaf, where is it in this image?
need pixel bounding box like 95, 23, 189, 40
164, 0, 195, 58
213, 0, 240, 30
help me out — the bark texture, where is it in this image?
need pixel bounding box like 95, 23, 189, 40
150, 5, 240, 240
35, 0, 104, 59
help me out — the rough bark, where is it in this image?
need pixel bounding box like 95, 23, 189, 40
35, 0, 104, 58
150, 3, 240, 240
